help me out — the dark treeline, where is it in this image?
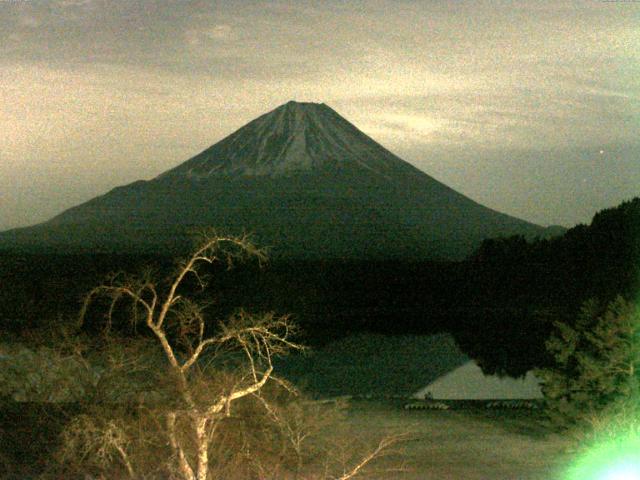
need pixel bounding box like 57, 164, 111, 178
0, 251, 458, 341
0, 252, 169, 332
1, 197, 638, 377
471, 197, 640, 307
457, 197, 640, 375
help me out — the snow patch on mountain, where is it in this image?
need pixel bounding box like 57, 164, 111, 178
159, 101, 419, 181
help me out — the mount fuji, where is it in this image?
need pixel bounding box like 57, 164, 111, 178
0, 101, 554, 259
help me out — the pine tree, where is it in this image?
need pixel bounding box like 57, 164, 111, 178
538, 296, 640, 429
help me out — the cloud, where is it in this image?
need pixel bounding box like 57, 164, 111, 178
579, 87, 639, 101
58, 0, 93, 7
357, 113, 447, 143
204, 24, 233, 40
18, 16, 40, 28
185, 24, 234, 46
0, 0, 638, 230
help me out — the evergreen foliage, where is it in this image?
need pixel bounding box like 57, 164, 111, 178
538, 296, 640, 429
465, 196, 640, 375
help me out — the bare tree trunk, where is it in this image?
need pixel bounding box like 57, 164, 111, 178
167, 412, 196, 480
195, 415, 209, 480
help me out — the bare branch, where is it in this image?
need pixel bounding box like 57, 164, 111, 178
79, 283, 154, 332
206, 365, 274, 418
332, 433, 412, 480
156, 234, 264, 330
180, 337, 219, 373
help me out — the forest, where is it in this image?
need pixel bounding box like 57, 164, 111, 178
2, 198, 637, 370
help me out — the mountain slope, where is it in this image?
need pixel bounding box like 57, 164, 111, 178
0, 101, 554, 259
159, 101, 424, 179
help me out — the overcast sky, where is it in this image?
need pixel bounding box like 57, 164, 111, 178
1, 0, 638, 230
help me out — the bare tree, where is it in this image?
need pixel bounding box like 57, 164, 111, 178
64, 233, 411, 480
78, 233, 303, 480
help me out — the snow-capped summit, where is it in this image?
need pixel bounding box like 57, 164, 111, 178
160, 101, 418, 180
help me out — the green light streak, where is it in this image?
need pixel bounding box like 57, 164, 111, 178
563, 430, 640, 480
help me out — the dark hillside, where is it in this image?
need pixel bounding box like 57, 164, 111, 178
456, 197, 640, 375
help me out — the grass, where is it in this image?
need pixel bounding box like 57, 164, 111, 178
0, 398, 572, 479
343, 399, 571, 480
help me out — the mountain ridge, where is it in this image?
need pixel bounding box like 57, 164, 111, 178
159, 101, 427, 181
0, 101, 557, 259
